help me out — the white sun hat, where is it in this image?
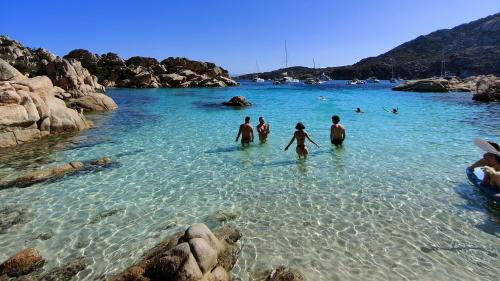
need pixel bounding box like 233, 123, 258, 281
474, 138, 500, 157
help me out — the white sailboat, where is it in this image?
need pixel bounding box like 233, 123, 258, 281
280, 40, 299, 83
252, 60, 265, 83
390, 59, 396, 83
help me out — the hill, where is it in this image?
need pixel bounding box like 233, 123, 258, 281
237, 12, 500, 80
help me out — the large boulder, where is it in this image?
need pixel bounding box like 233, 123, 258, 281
472, 75, 500, 102
69, 93, 118, 112
392, 78, 451, 92
112, 224, 241, 281
0, 58, 26, 81
64, 49, 100, 73
0, 248, 45, 277
0, 61, 94, 148
222, 96, 251, 107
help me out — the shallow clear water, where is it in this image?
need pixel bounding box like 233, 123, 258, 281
1, 81, 499, 280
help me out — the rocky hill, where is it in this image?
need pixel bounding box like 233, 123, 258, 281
64, 50, 239, 88
238, 12, 500, 80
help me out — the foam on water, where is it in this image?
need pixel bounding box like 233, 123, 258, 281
0, 81, 499, 280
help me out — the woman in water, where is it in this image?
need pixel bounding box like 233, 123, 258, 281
284, 122, 320, 158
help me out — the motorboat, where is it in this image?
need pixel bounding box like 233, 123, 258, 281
347, 79, 365, 85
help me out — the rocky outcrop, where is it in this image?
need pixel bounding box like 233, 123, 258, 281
222, 96, 251, 107
472, 75, 500, 102
112, 223, 241, 281
392, 78, 450, 92
65, 49, 239, 89
0, 36, 111, 100
392, 75, 500, 102
0, 248, 45, 277
0, 157, 113, 189
0, 65, 93, 148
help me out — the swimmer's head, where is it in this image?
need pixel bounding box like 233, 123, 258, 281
245, 116, 250, 123
295, 122, 305, 130
259, 117, 264, 124
332, 115, 340, 124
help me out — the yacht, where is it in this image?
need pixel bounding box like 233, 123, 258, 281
347, 79, 365, 85
366, 77, 380, 83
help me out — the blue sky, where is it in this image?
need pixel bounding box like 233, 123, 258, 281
1, 0, 499, 75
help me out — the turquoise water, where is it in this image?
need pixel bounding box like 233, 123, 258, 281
0, 81, 499, 280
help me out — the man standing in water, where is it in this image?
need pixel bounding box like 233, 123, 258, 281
330, 115, 346, 146
257, 117, 270, 143
235, 116, 254, 146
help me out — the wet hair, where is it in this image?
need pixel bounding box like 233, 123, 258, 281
489, 142, 500, 162
332, 115, 340, 123
392, 108, 398, 113
295, 122, 305, 130
245, 116, 250, 123
356, 108, 361, 112
489, 142, 500, 151
259, 116, 264, 121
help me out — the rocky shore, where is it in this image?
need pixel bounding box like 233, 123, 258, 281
392, 75, 500, 102
0, 223, 306, 281
64, 50, 239, 89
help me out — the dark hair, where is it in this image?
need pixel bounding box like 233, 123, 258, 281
259, 116, 264, 121
332, 115, 340, 123
245, 116, 250, 123
295, 122, 305, 130
488, 141, 499, 151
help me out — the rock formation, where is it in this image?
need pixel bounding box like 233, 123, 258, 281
472, 75, 500, 102
0, 61, 93, 148
391, 75, 500, 102
222, 96, 251, 107
0, 248, 45, 278
250, 266, 307, 281
0, 36, 113, 103
0, 156, 113, 189
65, 49, 239, 88
392, 78, 451, 92
112, 223, 241, 281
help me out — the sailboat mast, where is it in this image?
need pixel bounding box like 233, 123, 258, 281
285, 40, 288, 68
256, 60, 260, 74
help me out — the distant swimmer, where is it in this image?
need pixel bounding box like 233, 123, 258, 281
318, 96, 327, 100
356, 107, 364, 113
330, 115, 346, 146
235, 116, 254, 146
284, 122, 320, 159
257, 116, 270, 143
383, 107, 399, 114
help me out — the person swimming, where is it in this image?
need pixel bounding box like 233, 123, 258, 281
383, 107, 399, 114
468, 140, 500, 171
356, 107, 363, 113
235, 116, 254, 146
257, 116, 270, 143
284, 122, 320, 158
330, 115, 346, 146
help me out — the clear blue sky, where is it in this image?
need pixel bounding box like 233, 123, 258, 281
1, 0, 498, 75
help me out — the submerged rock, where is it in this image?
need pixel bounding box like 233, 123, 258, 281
222, 96, 251, 107
0, 157, 114, 190
251, 266, 306, 281
89, 207, 125, 224
38, 257, 86, 281
0, 248, 45, 277
111, 223, 241, 281
0, 205, 32, 234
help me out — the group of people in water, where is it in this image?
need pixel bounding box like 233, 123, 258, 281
234, 110, 499, 190
235, 115, 345, 159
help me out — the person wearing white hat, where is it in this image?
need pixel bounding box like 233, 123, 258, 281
468, 138, 500, 171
